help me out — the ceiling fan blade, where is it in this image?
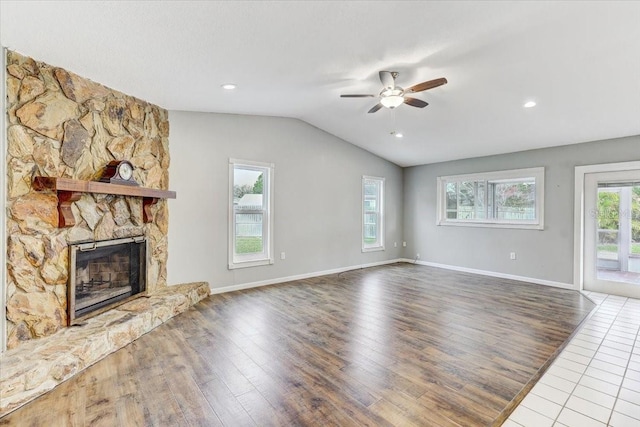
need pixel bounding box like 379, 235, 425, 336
340, 94, 376, 98
368, 103, 383, 114
404, 97, 429, 108
406, 77, 448, 93
379, 71, 395, 90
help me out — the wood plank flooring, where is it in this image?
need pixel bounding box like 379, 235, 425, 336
0, 263, 595, 426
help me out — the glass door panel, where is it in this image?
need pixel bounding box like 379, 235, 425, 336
584, 170, 640, 298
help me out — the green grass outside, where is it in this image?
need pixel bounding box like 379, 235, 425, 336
236, 236, 263, 254
598, 243, 640, 255
364, 237, 377, 244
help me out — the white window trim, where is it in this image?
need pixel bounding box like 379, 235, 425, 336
362, 175, 385, 252
228, 159, 274, 269
436, 167, 545, 230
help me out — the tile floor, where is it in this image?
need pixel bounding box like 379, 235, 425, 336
504, 292, 640, 427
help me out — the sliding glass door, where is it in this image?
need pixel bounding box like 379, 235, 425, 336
584, 169, 640, 298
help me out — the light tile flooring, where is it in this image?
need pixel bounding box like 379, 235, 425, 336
504, 292, 640, 427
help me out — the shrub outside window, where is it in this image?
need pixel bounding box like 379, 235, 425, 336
437, 167, 544, 229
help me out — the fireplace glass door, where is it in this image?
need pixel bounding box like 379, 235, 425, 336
69, 237, 146, 324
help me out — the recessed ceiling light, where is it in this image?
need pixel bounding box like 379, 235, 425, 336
391, 131, 403, 138
523, 101, 536, 108
221, 83, 237, 90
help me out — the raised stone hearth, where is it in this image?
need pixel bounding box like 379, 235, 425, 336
0, 282, 210, 417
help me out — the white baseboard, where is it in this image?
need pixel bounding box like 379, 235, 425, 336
398, 259, 576, 290
210, 258, 576, 295
209, 258, 405, 295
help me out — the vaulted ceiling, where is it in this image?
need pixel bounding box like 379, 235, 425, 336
2, 1, 639, 167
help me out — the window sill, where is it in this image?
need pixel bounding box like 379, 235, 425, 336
362, 246, 385, 253
437, 221, 543, 230
228, 258, 274, 270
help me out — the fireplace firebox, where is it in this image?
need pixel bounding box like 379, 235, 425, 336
68, 236, 147, 325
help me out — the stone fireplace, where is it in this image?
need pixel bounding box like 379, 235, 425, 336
5, 50, 170, 349
2, 51, 210, 416
68, 236, 146, 324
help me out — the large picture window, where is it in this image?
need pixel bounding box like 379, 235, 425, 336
229, 159, 274, 269
363, 176, 385, 251
437, 167, 544, 229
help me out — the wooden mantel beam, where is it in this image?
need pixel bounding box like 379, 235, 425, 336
33, 176, 176, 228
33, 176, 176, 199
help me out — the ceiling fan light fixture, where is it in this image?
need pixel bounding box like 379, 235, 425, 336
381, 95, 404, 109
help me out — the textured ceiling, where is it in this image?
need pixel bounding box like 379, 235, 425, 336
2, 1, 639, 167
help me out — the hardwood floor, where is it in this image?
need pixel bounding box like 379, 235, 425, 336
0, 263, 595, 427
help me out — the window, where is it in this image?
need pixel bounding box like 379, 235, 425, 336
437, 167, 544, 229
229, 159, 274, 269
363, 176, 385, 251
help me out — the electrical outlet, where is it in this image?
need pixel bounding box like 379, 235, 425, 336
510, 252, 516, 260
394, 242, 397, 248
281, 252, 286, 260
402, 242, 407, 247
416, 253, 420, 259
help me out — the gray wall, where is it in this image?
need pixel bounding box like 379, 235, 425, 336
403, 135, 640, 285
167, 112, 403, 289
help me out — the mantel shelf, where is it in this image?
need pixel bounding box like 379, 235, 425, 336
33, 176, 176, 199
33, 176, 177, 228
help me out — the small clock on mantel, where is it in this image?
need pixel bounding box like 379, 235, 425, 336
98, 160, 139, 186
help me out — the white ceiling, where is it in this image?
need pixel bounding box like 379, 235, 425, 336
1, 1, 639, 167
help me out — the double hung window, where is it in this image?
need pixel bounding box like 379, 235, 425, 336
229, 159, 274, 269
363, 176, 385, 251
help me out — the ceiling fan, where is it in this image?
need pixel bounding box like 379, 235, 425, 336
341, 71, 447, 113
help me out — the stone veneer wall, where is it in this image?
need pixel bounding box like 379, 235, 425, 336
5, 51, 170, 349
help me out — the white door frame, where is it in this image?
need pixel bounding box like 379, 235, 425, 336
574, 161, 640, 292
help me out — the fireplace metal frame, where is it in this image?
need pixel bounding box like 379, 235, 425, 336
68, 236, 147, 325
